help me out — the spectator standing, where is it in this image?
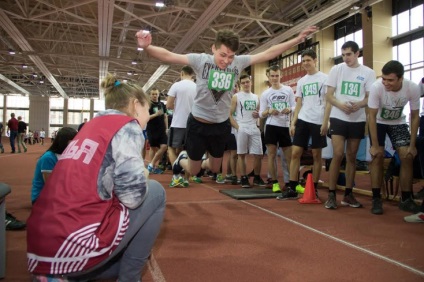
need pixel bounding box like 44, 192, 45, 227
33, 130, 39, 144
17, 116, 28, 153
27, 130, 34, 145
146, 88, 168, 174
7, 113, 18, 153
0, 121, 4, 153
39, 128, 46, 145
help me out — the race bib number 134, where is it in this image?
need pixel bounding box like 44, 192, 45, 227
208, 69, 235, 91
340, 81, 360, 97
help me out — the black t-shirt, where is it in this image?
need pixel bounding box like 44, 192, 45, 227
18, 121, 27, 133
146, 101, 167, 133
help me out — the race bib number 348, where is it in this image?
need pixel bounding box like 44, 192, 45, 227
340, 81, 360, 97
208, 69, 235, 91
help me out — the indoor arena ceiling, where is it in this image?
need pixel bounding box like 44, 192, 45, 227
0, 0, 382, 99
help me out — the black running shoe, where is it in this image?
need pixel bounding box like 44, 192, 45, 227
241, 176, 251, 188
399, 197, 420, 213
276, 188, 298, 200
5, 212, 26, 230
371, 198, 383, 215
253, 177, 266, 187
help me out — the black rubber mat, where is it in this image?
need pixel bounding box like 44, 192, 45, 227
219, 188, 278, 200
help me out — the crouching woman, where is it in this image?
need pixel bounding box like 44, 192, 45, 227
27, 73, 166, 282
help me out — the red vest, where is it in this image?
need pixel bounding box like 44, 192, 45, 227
27, 115, 134, 274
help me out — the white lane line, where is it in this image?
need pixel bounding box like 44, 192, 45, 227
164, 181, 424, 277
168, 199, 235, 205
148, 253, 166, 282
242, 200, 424, 278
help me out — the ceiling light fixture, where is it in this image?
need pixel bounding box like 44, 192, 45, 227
131, 60, 137, 65
155, 2, 165, 7
22, 64, 28, 68
137, 47, 143, 51
9, 49, 15, 55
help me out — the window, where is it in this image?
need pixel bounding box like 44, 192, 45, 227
392, 1, 424, 83
68, 98, 90, 125
68, 112, 90, 125
50, 97, 64, 110
6, 110, 29, 124
392, 1, 423, 36
50, 97, 64, 130
392, 0, 424, 123
94, 98, 105, 115
6, 96, 30, 124
333, 14, 364, 65
50, 110, 64, 125
6, 95, 29, 108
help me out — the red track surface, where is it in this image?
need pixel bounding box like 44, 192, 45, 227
2, 141, 423, 281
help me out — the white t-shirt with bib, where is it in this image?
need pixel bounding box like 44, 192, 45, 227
368, 78, 421, 125
234, 91, 259, 126
259, 85, 295, 128
327, 63, 376, 122
295, 71, 328, 124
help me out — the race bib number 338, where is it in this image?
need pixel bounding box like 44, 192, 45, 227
208, 69, 235, 91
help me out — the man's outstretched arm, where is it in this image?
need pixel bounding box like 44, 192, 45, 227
250, 26, 318, 65
136, 31, 189, 65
